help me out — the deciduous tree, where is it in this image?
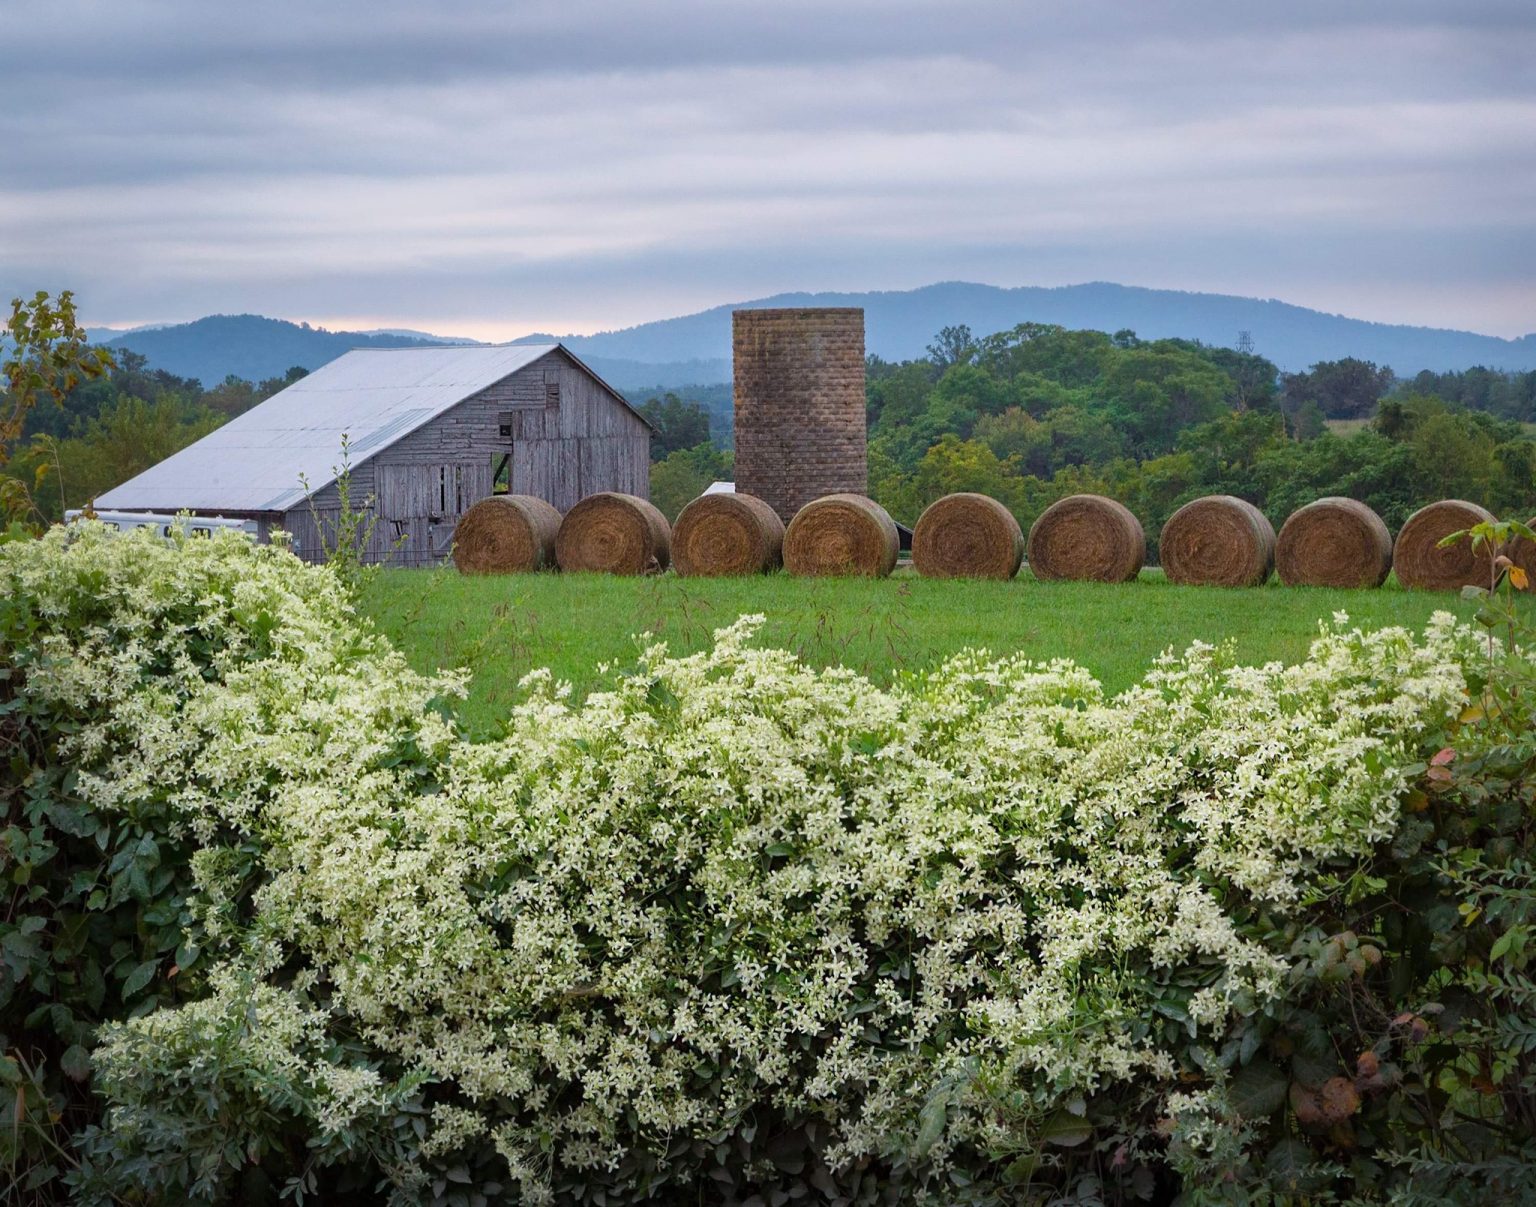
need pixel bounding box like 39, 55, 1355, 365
2, 291, 112, 522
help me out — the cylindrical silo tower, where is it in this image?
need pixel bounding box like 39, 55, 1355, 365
733, 307, 866, 523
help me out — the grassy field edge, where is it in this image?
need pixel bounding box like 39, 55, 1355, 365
356, 568, 1485, 736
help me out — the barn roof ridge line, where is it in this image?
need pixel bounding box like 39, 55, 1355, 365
317, 341, 654, 431
95, 340, 652, 515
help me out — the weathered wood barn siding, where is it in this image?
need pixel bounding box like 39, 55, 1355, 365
283, 350, 650, 566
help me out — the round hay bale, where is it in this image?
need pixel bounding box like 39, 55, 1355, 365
1160, 495, 1275, 587
1392, 499, 1496, 591
555, 492, 671, 575
783, 493, 899, 578
912, 493, 1023, 579
1026, 494, 1144, 583
1275, 497, 1393, 588
1503, 517, 1536, 589
672, 492, 785, 576
451, 494, 562, 574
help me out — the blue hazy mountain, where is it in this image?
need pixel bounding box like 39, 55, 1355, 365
97, 315, 473, 385
99, 283, 1536, 388
531, 282, 1535, 376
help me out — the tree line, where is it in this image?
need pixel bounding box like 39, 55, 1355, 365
645, 323, 1536, 554
7, 344, 307, 524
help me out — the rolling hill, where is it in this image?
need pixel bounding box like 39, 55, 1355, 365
96, 283, 1536, 388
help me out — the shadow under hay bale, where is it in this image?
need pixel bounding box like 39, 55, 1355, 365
452, 494, 562, 575
672, 492, 785, 576
1275, 497, 1393, 589
911, 492, 1023, 579
1027, 494, 1144, 583
1160, 495, 1275, 587
555, 492, 671, 575
1393, 499, 1497, 591
783, 493, 899, 578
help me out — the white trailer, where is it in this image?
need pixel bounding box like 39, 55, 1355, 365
64, 510, 259, 539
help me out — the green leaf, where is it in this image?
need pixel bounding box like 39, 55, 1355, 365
1040, 1109, 1092, 1148
645, 678, 679, 714
1266, 1138, 1324, 1193
60, 1043, 91, 1082
913, 1091, 949, 1158
24, 1164, 59, 1192
45, 801, 96, 837
1229, 1059, 1288, 1119
121, 958, 159, 1000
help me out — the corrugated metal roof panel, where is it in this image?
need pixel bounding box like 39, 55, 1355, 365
96, 343, 560, 513
350, 407, 435, 455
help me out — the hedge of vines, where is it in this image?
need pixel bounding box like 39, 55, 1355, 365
2, 523, 1534, 1206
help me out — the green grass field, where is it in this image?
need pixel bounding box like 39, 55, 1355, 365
356, 568, 1480, 737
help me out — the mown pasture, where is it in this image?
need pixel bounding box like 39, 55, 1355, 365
357, 567, 1473, 735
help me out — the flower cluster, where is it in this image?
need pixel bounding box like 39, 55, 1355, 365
4, 523, 1479, 1202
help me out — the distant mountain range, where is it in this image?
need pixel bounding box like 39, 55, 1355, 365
86, 316, 463, 385
90, 282, 1536, 390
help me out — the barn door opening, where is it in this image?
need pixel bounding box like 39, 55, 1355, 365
435, 461, 496, 558
436, 465, 464, 516
376, 461, 492, 566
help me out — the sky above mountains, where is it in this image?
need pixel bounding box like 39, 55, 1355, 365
2, 1, 1532, 341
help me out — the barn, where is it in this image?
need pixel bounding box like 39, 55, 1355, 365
93, 343, 653, 566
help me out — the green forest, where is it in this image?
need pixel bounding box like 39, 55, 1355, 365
7, 323, 1536, 556
646, 324, 1536, 550
8, 350, 308, 524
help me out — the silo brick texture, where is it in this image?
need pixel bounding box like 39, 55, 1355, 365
733, 308, 867, 523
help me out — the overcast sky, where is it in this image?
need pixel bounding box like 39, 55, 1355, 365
1, 0, 1531, 340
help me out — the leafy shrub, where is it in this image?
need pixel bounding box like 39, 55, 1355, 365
0, 523, 456, 1201
4, 522, 1534, 1204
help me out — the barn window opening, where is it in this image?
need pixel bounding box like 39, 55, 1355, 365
498, 411, 514, 439
437, 467, 448, 514
491, 453, 511, 495
544, 371, 560, 408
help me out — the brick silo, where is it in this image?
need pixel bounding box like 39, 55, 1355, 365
733, 307, 866, 523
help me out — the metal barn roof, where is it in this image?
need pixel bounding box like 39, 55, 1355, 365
97, 343, 573, 513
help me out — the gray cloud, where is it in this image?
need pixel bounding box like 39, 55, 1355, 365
1, 1, 1532, 337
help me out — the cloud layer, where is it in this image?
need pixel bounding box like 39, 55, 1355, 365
2, 1, 1532, 337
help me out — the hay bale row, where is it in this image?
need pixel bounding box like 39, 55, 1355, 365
1160, 496, 1276, 587
913, 493, 1023, 579
1391, 499, 1496, 591
1276, 497, 1392, 589
1027, 495, 1144, 582
554, 492, 671, 575
673, 492, 784, 576
452, 495, 562, 574
784, 493, 900, 577
458, 486, 1523, 592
